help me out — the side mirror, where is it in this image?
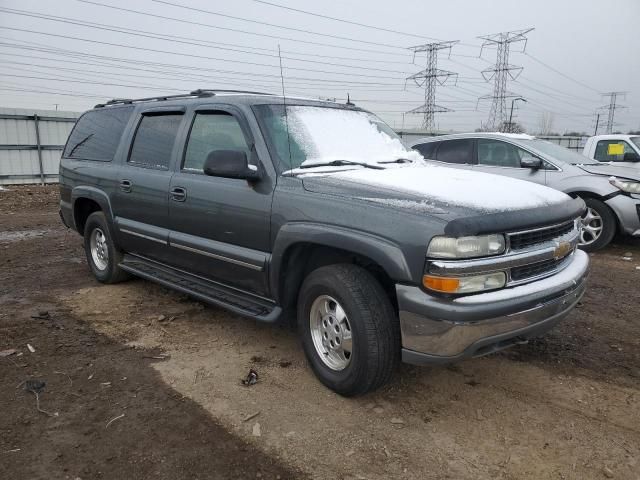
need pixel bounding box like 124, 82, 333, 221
623, 152, 640, 162
203, 150, 261, 181
521, 156, 543, 169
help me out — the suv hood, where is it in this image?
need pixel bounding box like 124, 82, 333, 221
577, 163, 640, 180
301, 164, 570, 214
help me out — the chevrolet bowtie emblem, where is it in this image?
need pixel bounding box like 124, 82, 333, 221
553, 241, 572, 260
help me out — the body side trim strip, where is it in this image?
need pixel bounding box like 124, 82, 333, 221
119, 228, 167, 245
169, 242, 264, 271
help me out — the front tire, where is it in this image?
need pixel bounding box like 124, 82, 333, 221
578, 197, 616, 252
297, 264, 399, 396
83, 211, 129, 284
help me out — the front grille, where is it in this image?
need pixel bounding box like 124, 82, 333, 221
509, 221, 574, 250
510, 257, 567, 281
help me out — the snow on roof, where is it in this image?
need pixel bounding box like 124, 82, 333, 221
480, 132, 536, 140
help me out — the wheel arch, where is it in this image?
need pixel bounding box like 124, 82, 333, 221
270, 224, 413, 317
71, 186, 114, 235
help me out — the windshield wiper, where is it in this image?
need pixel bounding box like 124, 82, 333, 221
299, 160, 385, 170
68, 133, 94, 157
377, 158, 413, 164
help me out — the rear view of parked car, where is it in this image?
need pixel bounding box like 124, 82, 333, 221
410, 133, 640, 251
60, 92, 589, 395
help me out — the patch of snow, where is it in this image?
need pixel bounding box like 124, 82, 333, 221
455, 249, 588, 304
285, 106, 422, 168
480, 132, 536, 140
360, 197, 447, 214
330, 164, 569, 212
0, 186, 8, 191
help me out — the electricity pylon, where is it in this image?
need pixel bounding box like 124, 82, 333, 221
405, 41, 458, 133
478, 28, 533, 131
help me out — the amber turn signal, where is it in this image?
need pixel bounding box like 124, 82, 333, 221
422, 275, 461, 293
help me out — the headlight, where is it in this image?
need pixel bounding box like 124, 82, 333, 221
423, 272, 506, 294
427, 234, 505, 259
609, 176, 640, 194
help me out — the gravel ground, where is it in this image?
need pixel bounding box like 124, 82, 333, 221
1, 185, 639, 480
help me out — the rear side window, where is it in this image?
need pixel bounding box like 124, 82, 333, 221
435, 139, 474, 164
413, 142, 439, 159
128, 113, 183, 170
63, 106, 134, 161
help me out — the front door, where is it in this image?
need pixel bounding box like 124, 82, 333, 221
167, 108, 274, 296
112, 109, 185, 264
473, 138, 549, 185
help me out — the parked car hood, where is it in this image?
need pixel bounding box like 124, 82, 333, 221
577, 163, 640, 180
301, 164, 569, 214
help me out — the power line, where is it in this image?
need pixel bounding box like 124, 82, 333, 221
0, 26, 412, 81
0, 38, 485, 93
522, 52, 601, 94
0, 7, 417, 74
248, 0, 438, 40
76, 0, 410, 56
151, 0, 407, 51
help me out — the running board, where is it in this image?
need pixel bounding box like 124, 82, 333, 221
119, 254, 281, 323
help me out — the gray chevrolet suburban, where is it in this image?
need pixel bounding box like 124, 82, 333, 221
59, 89, 589, 396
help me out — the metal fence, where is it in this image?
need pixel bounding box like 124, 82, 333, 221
0, 108, 80, 185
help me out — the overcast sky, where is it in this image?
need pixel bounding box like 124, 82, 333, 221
0, 0, 638, 134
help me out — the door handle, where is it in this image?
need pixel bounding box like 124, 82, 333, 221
170, 187, 187, 202
120, 179, 132, 193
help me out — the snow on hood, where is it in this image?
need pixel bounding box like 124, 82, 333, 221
320, 164, 569, 212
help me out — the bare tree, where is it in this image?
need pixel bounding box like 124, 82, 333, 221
498, 121, 526, 133
537, 112, 556, 135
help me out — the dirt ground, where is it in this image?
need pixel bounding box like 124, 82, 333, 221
1, 185, 639, 480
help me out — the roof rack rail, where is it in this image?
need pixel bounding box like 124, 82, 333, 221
94, 89, 275, 108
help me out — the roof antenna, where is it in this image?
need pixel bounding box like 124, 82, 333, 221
346, 93, 354, 106
278, 44, 293, 170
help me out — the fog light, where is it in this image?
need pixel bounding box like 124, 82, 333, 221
423, 272, 506, 294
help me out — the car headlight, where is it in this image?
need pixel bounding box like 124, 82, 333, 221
427, 234, 506, 259
609, 176, 640, 194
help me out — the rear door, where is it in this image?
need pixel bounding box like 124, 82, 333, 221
430, 139, 475, 170
111, 107, 185, 264
472, 138, 549, 185
167, 105, 274, 296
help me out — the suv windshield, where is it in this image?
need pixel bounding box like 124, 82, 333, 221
254, 104, 421, 171
631, 137, 640, 149
517, 138, 599, 165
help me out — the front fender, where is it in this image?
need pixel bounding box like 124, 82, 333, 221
269, 222, 413, 300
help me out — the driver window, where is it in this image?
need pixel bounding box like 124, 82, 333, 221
183, 112, 250, 172
477, 139, 536, 168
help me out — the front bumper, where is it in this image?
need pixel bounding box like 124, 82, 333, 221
398, 249, 589, 364
606, 193, 640, 236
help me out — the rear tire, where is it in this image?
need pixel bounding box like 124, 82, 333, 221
83, 211, 129, 284
297, 264, 399, 396
578, 197, 616, 252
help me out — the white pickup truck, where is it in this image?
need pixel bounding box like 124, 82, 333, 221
582, 134, 640, 167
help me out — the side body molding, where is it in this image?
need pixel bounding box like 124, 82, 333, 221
269, 222, 413, 301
